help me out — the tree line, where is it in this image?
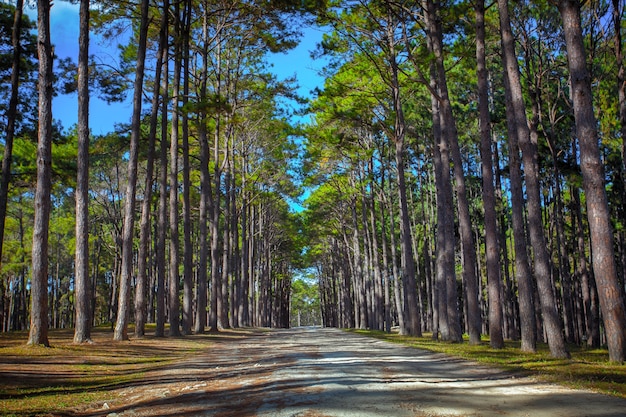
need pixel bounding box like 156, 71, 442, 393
1, 0, 626, 364
0, 0, 318, 343
302, 0, 626, 362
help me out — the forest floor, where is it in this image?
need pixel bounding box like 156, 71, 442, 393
2, 327, 626, 417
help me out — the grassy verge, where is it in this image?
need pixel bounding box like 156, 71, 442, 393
349, 329, 626, 399
0, 326, 216, 416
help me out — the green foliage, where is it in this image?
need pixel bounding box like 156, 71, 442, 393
290, 276, 320, 326
0, 2, 39, 135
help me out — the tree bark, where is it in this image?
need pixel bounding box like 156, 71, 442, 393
113, 0, 150, 341
181, 0, 193, 335
135, 0, 167, 338
476, 0, 503, 349
558, 0, 626, 362
425, 0, 477, 344
73, 0, 91, 344
168, 0, 182, 337
155, 41, 170, 339
195, 8, 210, 333
28, 0, 54, 347
497, 0, 538, 353
389, 29, 421, 336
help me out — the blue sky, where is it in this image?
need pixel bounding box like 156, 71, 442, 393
30, 3, 327, 135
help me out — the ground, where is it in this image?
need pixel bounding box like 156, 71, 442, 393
74, 327, 626, 416
3, 327, 626, 416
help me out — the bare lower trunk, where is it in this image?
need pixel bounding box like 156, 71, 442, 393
476, 0, 503, 349
497, 0, 538, 353
426, 0, 477, 344
113, 0, 150, 342
28, 0, 53, 347
135, 3, 166, 337
559, 0, 626, 362
73, 0, 91, 344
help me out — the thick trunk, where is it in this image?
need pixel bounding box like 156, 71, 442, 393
559, 0, 626, 362
28, 0, 54, 347
74, 0, 91, 344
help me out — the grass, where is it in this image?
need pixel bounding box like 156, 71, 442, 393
349, 329, 626, 399
0, 325, 216, 416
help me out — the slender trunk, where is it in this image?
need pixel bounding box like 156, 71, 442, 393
73, 0, 91, 344
390, 35, 421, 336
572, 171, 600, 347
113, 0, 150, 341
135, 1, 167, 337
168, 0, 182, 337
195, 10, 210, 334
614, 0, 626, 197
28, 0, 54, 347
155, 40, 170, 338
351, 197, 367, 329
181, 0, 193, 335
496, 0, 537, 353
426, 0, 477, 344
558, 0, 626, 362
476, 0, 503, 348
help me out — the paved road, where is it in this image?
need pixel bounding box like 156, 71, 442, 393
89, 327, 626, 417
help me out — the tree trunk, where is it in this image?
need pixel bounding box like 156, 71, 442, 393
390, 36, 421, 337
155, 43, 170, 338
476, 0, 503, 348
426, 0, 477, 344
28, 0, 54, 347
135, 0, 167, 338
113, 0, 150, 341
73, 0, 91, 344
194, 6, 212, 334
558, 0, 626, 362
181, 0, 193, 335
496, 0, 538, 353
167, 0, 182, 338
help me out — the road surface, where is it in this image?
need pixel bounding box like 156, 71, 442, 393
81, 327, 626, 417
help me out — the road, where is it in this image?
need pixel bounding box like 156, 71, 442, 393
83, 327, 626, 417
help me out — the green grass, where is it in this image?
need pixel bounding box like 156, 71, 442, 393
349, 329, 626, 398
